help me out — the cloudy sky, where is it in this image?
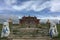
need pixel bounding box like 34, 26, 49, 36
0, 0, 60, 19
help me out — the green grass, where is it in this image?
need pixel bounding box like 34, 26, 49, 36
0, 24, 3, 36
56, 24, 60, 39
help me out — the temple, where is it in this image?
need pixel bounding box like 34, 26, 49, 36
19, 16, 40, 28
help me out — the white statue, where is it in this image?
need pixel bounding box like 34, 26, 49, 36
49, 22, 58, 38
1, 22, 10, 38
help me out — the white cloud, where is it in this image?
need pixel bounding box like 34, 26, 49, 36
41, 17, 60, 20
0, 0, 50, 12
0, 0, 17, 11
30, 1, 50, 11
12, 1, 50, 11
12, 1, 34, 11
50, 0, 60, 12
0, 0, 60, 12
4, 0, 17, 6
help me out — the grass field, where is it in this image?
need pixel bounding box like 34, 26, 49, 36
0, 24, 60, 40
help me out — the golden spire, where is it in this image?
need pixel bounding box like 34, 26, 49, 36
47, 19, 50, 24
8, 18, 12, 22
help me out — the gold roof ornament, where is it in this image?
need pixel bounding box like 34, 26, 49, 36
8, 18, 12, 22
47, 19, 50, 24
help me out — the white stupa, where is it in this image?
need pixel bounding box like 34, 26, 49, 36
49, 22, 59, 37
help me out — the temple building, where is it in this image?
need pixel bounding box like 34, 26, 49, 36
19, 16, 40, 28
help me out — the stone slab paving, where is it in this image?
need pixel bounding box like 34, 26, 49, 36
13, 38, 50, 40
12, 36, 51, 40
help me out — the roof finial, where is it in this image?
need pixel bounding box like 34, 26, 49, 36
29, 14, 30, 17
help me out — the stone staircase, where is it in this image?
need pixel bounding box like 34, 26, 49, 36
8, 34, 51, 40
7, 27, 51, 40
